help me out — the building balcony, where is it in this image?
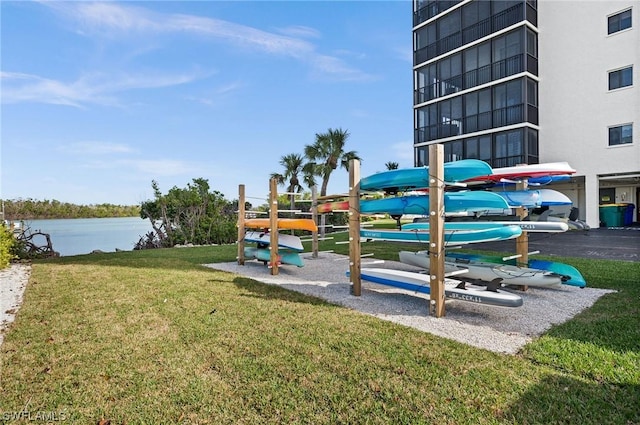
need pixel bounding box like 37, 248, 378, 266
413, 0, 463, 27
415, 54, 527, 104
414, 3, 527, 66
415, 103, 529, 144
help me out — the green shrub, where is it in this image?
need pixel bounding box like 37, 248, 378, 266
0, 223, 16, 269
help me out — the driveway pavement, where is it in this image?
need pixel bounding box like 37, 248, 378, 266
472, 227, 640, 262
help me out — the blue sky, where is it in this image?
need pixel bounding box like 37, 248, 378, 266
1, 1, 413, 206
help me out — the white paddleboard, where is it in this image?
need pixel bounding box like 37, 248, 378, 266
353, 268, 523, 308
398, 251, 563, 288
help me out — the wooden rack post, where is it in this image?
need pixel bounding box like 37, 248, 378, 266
311, 185, 319, 258
269, 178, 279, 275
428, 144, 445, 317
349, 159, 361, 296
237, 184, 246, 265
515, 179, 529, 290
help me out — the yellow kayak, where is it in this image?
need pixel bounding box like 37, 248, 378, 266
242, 218, 318, 232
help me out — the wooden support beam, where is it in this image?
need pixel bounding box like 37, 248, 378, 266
429, 144, 446, 317
269, 178, 279, 275
311, 185, 319, 258
515, 179, 529, 291
237, 184, 246, 265
349, 159, 361, 296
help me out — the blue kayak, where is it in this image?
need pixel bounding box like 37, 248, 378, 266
360, 159, 492, 191
360, 191, 510, 215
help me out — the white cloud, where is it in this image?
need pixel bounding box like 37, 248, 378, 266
310, 55, 378, 82
183, 80, 245, 106
4, 3, 378, 107
275, 25, 322, 39
1, 70, 207, 107
57, 141, 135, 155
42, 2, 374, 82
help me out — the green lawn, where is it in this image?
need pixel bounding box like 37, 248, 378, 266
0, 229, 638, 424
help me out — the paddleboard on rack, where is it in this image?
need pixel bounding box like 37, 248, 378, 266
491, 190, 542, 208
409, 219, 569, 233
244, 231, 304, 251
471, 221, 568, 233
490, 189, 571, 207
360, 159, 492, 192
243, 218, 318, 232
348, 268, 523, 308
398, 250, 563, 288
444, 252, 587, 288
361, 223, 522, 245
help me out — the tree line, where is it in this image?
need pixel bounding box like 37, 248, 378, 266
2, 198, 140, 220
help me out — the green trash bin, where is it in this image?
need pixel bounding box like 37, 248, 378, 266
599, 204, 626, 227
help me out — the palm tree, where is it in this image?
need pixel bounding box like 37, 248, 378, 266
385, 161, 399, 170
303, 128, 361, 197
270, 153, 305, 212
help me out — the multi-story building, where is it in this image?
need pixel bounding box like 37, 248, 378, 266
412, 0, 639, 229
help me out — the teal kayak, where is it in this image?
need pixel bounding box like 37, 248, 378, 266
360, 191, 510, 215
360, 159, 492, 191
244, 247, 304, 267
360, 223, 522, 245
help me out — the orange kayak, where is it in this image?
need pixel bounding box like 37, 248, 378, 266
243, 218, 318, 232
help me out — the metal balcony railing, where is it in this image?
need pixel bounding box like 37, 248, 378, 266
415, 54, 525, 104
414, 3, 525, 65
413, 0, 463, 26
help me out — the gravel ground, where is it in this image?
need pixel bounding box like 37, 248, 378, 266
0, 256, 615, 355
0, 263, 31, 347
205, 252, 615, 355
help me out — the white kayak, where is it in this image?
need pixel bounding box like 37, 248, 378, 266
398, 250, 563, 288
244, 231, 304, 251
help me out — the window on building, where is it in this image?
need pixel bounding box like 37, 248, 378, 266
494, 129, 524, 167
609, 66, 633, 90
526, 28, 537, 58
609, 124, 633, 146
527, 128, 539, 163
608, 9, 632, 34
465, 137, 479, 158
526, 78, 537, 106
445, 140, 464, 162
438, 53, 462, 95
478, 135, 492, 162
461, 0, 490, 28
